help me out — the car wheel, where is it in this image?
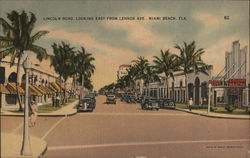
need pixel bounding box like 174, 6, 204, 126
169, 102, 174, 106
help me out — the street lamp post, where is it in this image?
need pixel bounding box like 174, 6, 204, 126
208, 84, 212, 114
21, 57, 32, 156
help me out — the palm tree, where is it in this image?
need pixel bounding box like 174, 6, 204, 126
0, 10, 49, 111
153, 49, 179, 98
175, 41, 208, 104
76, 47, 95, 90
132, 56, 150, 95
83, 77, 93, 91
50, 42, 75, 104
144, 65, 160, 88
123, 66, 137, 92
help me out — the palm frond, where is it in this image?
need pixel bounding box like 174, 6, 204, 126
31, 31, 49, 42
0, 47, 15, 61
0, 18, 13, 34
28, 44, 48, 61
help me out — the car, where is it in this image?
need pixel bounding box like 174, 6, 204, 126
77, 97, 96, 112
141, 97, 160, 110
127, 94, 137, 103
85, 94, 96, 102
159, 98, 176, 109
106, 95, 116, 104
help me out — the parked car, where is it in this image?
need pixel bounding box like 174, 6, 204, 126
106, 95, 116, 104
77, 97, 96, 112
159, 98, 176, 109
127, 94, 137, 103
141, 97, 160, 110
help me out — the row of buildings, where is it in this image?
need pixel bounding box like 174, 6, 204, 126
0, 55, 74, 110
117, 41, 250, 107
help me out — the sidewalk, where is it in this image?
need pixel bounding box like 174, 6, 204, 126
1, 100, 79, 158
0, 100, 79, 117
176, 108, 250, 120
1, 133, 47, 158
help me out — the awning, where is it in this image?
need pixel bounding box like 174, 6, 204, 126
51, 82, 61, 92
29, 85, 43, 96
48, 85, 57, 93
6, 82, 25, 95
56, 82, 65, 91
33, 85, 47, 95
0, 84, 10, 94
39, 85, 54, 94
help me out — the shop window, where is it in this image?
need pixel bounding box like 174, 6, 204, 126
6, 94, 17, 105
8, 72, 17, 83
0, 67, 5, 84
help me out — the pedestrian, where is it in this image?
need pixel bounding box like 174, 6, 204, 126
29, 101, 38, 127
188, 97, 193, 111
52, 95, 55, 107
56, 94, 60, 107
204, 97, 207, 105
200, 97, 203, 106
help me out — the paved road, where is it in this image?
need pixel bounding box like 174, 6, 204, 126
1, 95, 249, 158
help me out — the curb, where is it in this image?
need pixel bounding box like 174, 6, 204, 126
175, 108, 250, 120
0, 111, 78, 117
39, 143, 48, 158
0, 102, 78, 117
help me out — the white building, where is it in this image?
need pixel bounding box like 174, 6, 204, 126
117, 64, 131, 80
210, 40, 249, 106
0, 56, 71, 110
145, 67, 213, 105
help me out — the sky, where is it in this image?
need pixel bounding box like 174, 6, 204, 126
0, 0, 249, 90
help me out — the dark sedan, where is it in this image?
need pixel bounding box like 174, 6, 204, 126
77, 97, 96, 112
159, 98, 176, 109
106, 95, 116, 104
141, 97, 160, 110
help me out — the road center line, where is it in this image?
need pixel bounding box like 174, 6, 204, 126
48, 139, 250, 150
41, 116, 66, 140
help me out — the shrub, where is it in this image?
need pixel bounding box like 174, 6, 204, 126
210, 106, 217, 112
225, 104, 236, 113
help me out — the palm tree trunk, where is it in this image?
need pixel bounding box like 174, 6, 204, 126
16, 56, 23, 111
64, 81, 67, 103
59, 75, 63, 105
166, 78, 169, 99
185, 73, 188, 105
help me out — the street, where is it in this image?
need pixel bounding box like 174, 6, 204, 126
1, 95, 249, 158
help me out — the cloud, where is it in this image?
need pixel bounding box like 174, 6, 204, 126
192, 11, 220, 37
37, 25, 137, 90
202, 34, 249, 76
102, 10, 173, 50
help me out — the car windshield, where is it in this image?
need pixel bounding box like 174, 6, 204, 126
80, 98, 91, 103
146, 98, 157, 101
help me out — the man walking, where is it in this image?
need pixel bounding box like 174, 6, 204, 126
188, 97, 193, 111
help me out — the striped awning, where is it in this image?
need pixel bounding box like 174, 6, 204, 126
0, 84, 10, 94
56, 82, 65, 91
6, 82, 25, 95
33, 85, 47, 95
48, 85, 57, 93
29, 85, 43, 96
39, 85, 54, 94
51, 82, 61, 92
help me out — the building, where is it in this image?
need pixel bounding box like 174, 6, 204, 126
0, 56, 70, 110
117, 64, 131, 80
144, 68, 213, 105
211, 40, 249, 106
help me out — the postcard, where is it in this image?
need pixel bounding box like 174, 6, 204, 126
0, 0, 249, 158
